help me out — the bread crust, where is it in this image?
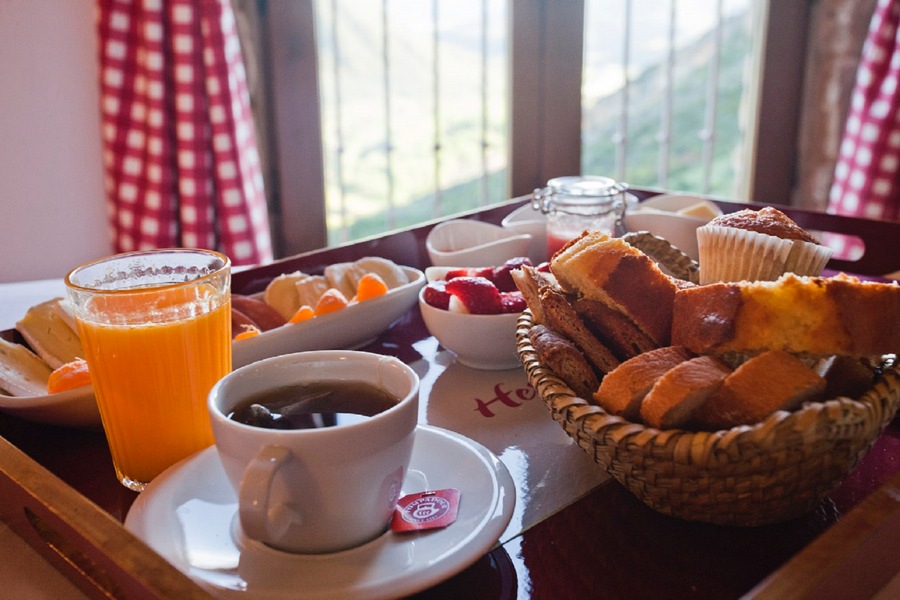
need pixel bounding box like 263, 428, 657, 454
16, 299, 83, 370
593, 346, 693, 421
816, 355, 876, 399
529, 324, 600, 399
640, 355, 731, 430
672, 273, 900, 356
574, 298, 657, 361
550, 231, 679, 346
511, 265, 559, 324
539, 286, 621, 376
692, 350, 826, 430
0, 337, 53, 396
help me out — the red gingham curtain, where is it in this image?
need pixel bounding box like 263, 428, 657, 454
96, 0, 273, 266
828, 0, 900, 258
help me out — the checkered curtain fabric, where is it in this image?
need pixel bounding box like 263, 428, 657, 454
96, 0, 272, 266
829, 0, 900, 257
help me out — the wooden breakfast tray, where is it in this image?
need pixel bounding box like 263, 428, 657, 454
1, 194, 898, 598
0, 435, 212, 599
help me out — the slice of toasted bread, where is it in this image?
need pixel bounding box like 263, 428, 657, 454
529, 324, 600, 398
574, 298, 658, 361
671, 273, 900, 357
511, 265, 561, 324
16, 299, 83, 370
593, 346, 694, 421
640, 355, 732, 430
538, 286, 620, 376
0, 337, 52, 396
550, 231, 680, 346
693, 350, 826, 430
814, 355, 876, 400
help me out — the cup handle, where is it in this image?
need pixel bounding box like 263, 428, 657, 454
239, 445, 303, 543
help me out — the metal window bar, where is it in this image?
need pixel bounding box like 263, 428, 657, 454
479, 0, 490, 207
319, 0, 506, 244
327, 0, 349, 244
382, 0, 396, 229
614, 0, 632, 184
700, 0, 725, 194
432, 0, 443, 218
601, 0, 732, 193
316, 0, 754, 241
658, 0, 677, 188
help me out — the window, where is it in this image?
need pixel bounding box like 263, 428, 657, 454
315, 0, 510, 245
581, 0, 758, 197
248, 0, 806, 258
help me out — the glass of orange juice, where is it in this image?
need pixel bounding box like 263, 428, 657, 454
65, 249, 231, 491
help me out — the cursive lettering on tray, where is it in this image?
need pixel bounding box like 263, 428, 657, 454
473, 383, 537, 418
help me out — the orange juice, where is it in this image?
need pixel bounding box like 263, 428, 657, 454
66, 249, 231, 491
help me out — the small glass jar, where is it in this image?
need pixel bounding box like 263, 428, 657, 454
532, 176, 629, 256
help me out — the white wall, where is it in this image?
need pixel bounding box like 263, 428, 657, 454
0, 0, 110, 282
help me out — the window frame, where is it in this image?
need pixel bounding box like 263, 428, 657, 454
254, 0, 807, 258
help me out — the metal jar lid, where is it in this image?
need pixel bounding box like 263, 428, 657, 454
532, 176, 629, 216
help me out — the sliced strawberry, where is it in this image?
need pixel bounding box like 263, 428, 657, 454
492, 257, 532, 292
444, 276, 503, 314
500, 291, 527, 313
445, 267, 494, 284
472, 267, 495, 282
422, 281, 451, 310
445, 268, 470, 280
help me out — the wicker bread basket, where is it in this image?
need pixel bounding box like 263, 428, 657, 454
517, 231, 900, 526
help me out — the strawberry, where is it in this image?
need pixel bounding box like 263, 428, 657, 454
445, 268, 470, 280
445, 267, 495, 284
472, 267, 495, 282
492, 257, 532, 292
444, 276, 503, 314
422, 281, 451, 310
500, 291, 527, 313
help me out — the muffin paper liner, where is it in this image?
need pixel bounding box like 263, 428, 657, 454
697, 226, 832, 284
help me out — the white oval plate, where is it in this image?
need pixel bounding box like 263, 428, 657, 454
232, 266, 425, 368
125, 424, 516, 600
0, 384, 100, 429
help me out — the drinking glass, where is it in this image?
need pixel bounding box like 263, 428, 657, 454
65, 249, 231, 491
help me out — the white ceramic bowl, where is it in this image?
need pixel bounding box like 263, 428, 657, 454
624, 194, 722, 260
418, 288, 521, 371
426, 220, 532, 268
500, 204, 548, 264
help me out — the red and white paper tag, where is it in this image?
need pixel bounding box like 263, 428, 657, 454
390, 488, 461, 533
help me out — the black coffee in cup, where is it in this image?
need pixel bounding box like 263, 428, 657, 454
228, 381, 397, 430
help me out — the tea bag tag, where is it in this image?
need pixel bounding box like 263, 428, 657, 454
390, 488, 460, 533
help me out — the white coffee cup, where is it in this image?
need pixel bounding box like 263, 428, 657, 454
208, 350, 420, 554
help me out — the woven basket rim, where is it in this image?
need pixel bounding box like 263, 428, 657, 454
517, 309, 900, 456
620, 230, 700, 283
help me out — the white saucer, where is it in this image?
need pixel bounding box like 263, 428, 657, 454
125, 425, 515, 600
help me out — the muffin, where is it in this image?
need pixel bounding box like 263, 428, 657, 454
696, 206, 833, 284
